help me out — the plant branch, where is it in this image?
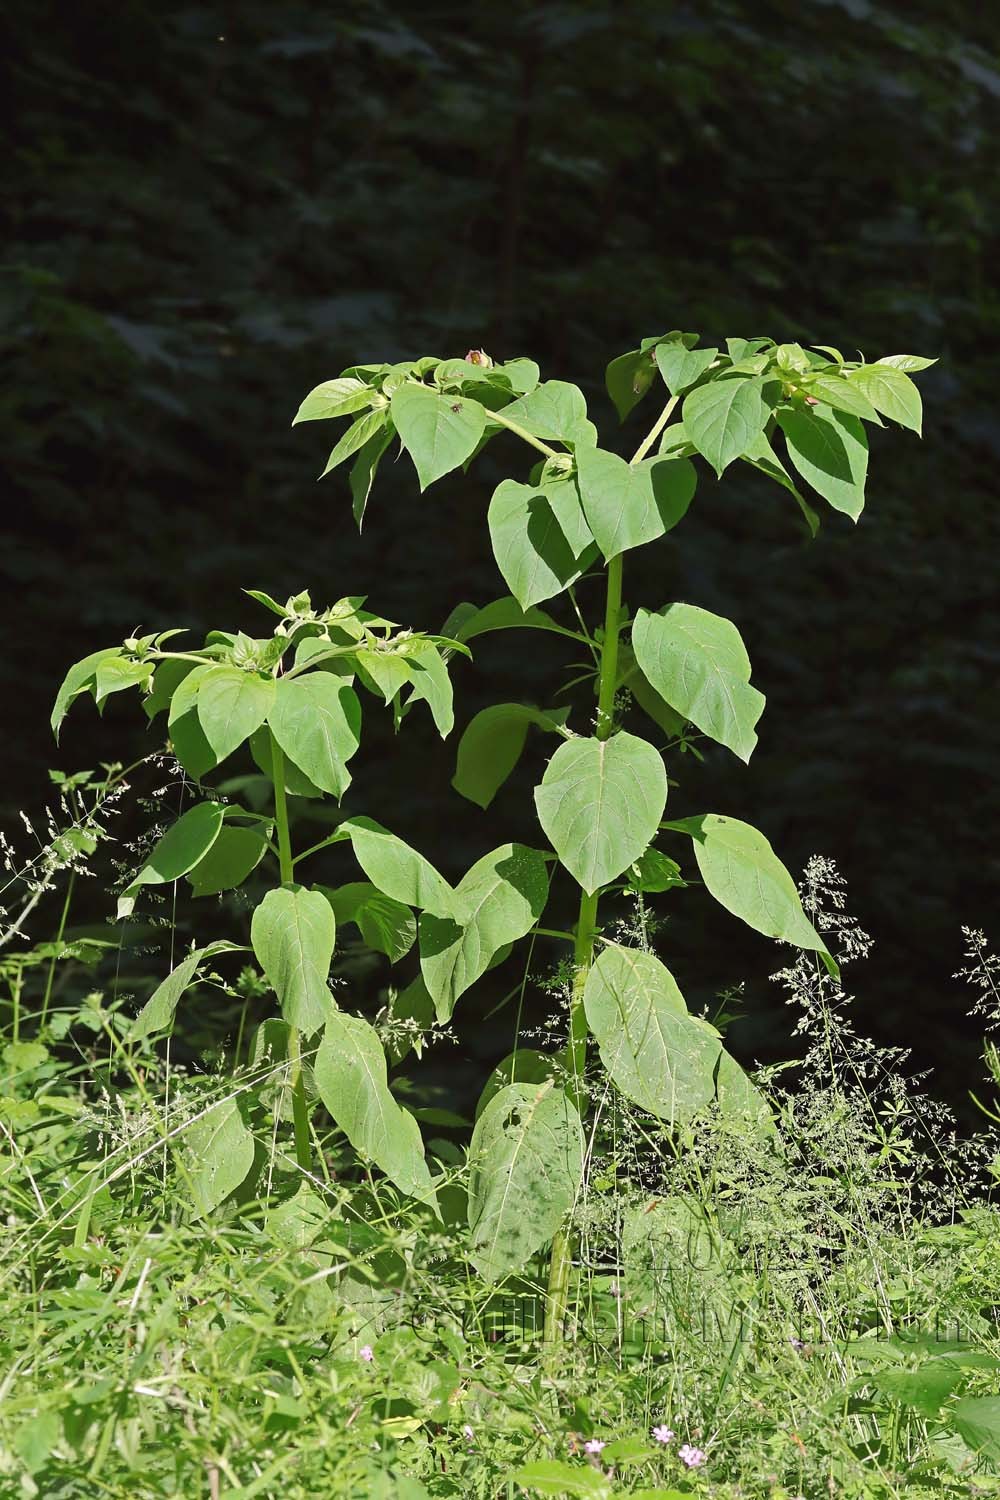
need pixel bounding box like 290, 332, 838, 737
488, 408, 560, 459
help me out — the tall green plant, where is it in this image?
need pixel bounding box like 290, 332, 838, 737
53, 333, 931, 1334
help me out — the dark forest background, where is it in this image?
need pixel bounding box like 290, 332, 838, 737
2, 1, 999, 1118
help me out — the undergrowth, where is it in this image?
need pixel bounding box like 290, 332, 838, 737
2, 780, 999, 1499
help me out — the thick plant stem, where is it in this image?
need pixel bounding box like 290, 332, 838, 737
544, 557, 626, 1344
542, 399, 676, 1347
270, 737, 294, 886
270, 732, 312, 1174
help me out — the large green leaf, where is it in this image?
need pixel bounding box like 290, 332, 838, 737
249, 725, 324, 799
667, 813, 830, 957
683, 376, 771, 475
583, 944, 720, 1122
714, 1048, 775, 1131
605, 347, 656, 421
350, 425, 393, 529
314, 1011, 438, 1207
130, 940, 241, 1039
293, 377, 373, 425
341, 816, 455, 917
541, 475, 598, 555
143, 657, 195, 721
250, 886, 337, 1033
183, 1097, 255, 1217
631, 603, 764, 762
509, 1460, 612, 1498
618, 643, 686, 739
402, 642, 453, 738
188, 825, 269, 896
355, 647, 413, 706
654, 342, 718, 396
419, 844, 548, 1021
847, 363, 922, 433
267, 675, 361, 798
534, 732, 666, 895
575, 449, 696, 560
452, 703, 568, 809
950, 1397, 1000, 1463
320, 407, 389, 478
321, 881, 416, 963
197, 666, 275, 765
467, 1082, 583, 1281
118, 801, 227, 919
876, 354, 937, 373
51, 647, 123, 740
493, 380, 593, 446
488, 478, 597, 610
475, 1047, 562, 1120
93, 655, 153, 707
167, 663, 217, 779
799, 373, 881, 424
390, 383, 486, 489
452, 596, 573, 644
776, 404, 868, 520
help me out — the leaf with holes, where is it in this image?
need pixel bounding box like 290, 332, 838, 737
467, 1082, 583, 1281
534, 732, 666, 895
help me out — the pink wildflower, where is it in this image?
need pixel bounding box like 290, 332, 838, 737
652, 1424, 675, 1444
679, 1443, 706, 1468
359, 1344, 374, 1362
584, 1439, 606, 1455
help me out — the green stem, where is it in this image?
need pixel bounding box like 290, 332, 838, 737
270, 737, 294, 886
40, 871, 75, 1030
488, 408, 560, 459
269, 731, 311, 1173
543, 396, 676, 1346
